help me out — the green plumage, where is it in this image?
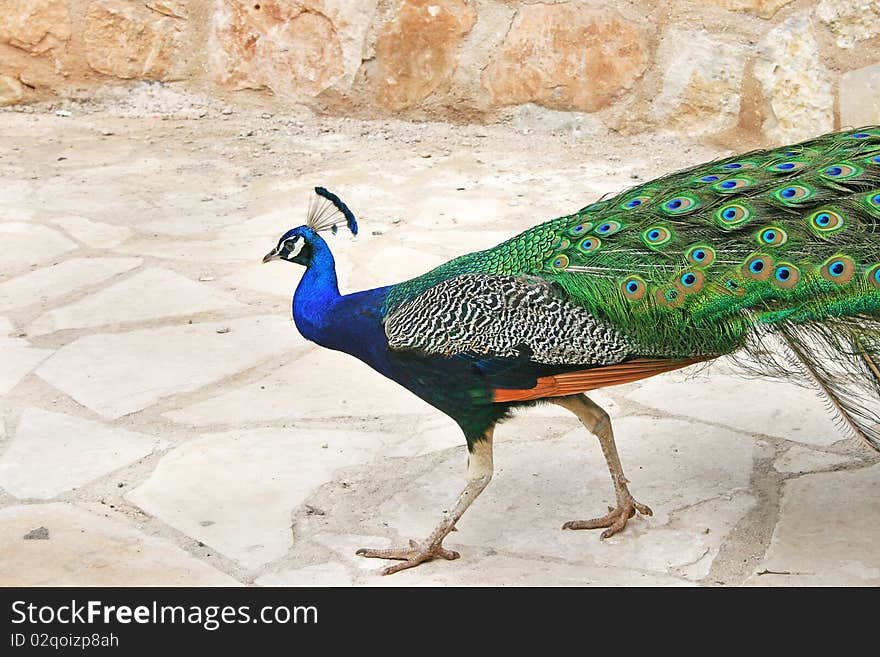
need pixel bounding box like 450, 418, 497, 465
387, 126, 880, 447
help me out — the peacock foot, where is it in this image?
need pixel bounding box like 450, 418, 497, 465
356, 539, 460, 575
563, 498, 653, 539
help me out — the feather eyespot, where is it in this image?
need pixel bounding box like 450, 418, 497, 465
820, 256, 856, 284
621, 195, 651, 210
773, 263, 800, 289
850, 131, 875, 139
822, 163, 862, 180
773, 184, 814, 204
555, 238, 571, 250
868, 192, 880, 210
595, 220, 623, 235
723, 279, 746, 297
807, 209, 845, 234
866, 265, 880, 289
686, 245, 716, 267
549, 254, 570, 270
716, 203, 751, 227
568, 222, 594, 236
713, 177, 753, 192
621, 276, 646, 301
655, 287, 684, 308
758, 227, 788, 246
577, 236, 602, 253
677, 270, 705, 294
768, 161, 806, 173
872, 155, 880, 164
697, 174, 720, 183
717, 161, 755, 170
661, 195, 699, 215
742, 254, 774, 281
642, 225, 672, 247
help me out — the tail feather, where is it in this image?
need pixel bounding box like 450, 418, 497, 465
740, 318, 880, 450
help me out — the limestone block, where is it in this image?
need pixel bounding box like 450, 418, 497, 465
816, 0, 880, 49
484, 2, 649, 112
0, 75, 24, 107
210, 0, 377, 98
84, 0, 186, 80
840, 64, 880, 128
649, 29, 747, 135
754, 13, 834, 143
0, 0, 70, 54
372, 0, 477, 110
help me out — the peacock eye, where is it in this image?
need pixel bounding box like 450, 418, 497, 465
820, 256, 856, 284
685, 245, 716, 267
773, 263, 800, 289
595, 220, 622, 235
282, 236, 305, 259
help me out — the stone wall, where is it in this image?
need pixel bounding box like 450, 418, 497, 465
1, 0, 878, 142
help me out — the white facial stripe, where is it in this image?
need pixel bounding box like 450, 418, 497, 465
284, 237, 305, 260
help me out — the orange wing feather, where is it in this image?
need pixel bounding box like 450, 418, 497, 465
492, 358, 709, 402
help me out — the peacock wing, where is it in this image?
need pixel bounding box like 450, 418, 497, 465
384, 273, 631, 366
388, 126, 880, 361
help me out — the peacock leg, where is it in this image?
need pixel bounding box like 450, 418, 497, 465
356, 428, 494, 575
552, 394, 652, 538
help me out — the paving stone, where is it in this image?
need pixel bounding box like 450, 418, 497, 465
368, 553, 694, 587
374, 416, 756, 579
49, 215, 133, 248
0, 338, 53, 395
0, 316, 13, 336
364, 246, 448, 287
384, 415, 470, 458
626, 372, 840, 445
117, 236, 264, 263
310, 531, 693, 585
311, 532, 394, 571
0, 257, 141, 313
256, 562, 353, 587
773, 445, 851, 474
29, 267, 243, 335
0, 222, 77, 274
0, 408, 159, 499
36, 316, 303, 419
164, 346, 435, 426
0, 503, 239, 586
748, 463, 880, 585
223, 263, 303, 298
127, 427, 397, 570
224, 258, 355, 298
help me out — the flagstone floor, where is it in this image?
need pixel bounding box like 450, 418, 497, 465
2, 88, 878, 586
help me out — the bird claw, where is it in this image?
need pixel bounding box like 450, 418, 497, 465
356, 539, 460, 575
562, 498, 652, 539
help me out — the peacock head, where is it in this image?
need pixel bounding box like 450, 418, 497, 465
262, 187, 358, 266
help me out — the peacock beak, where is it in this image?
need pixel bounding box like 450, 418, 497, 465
262, 249, 280, 264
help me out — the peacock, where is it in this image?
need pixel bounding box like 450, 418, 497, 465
263, 126, 880, 575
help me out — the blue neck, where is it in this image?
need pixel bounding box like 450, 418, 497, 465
292, 236, 341, 347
